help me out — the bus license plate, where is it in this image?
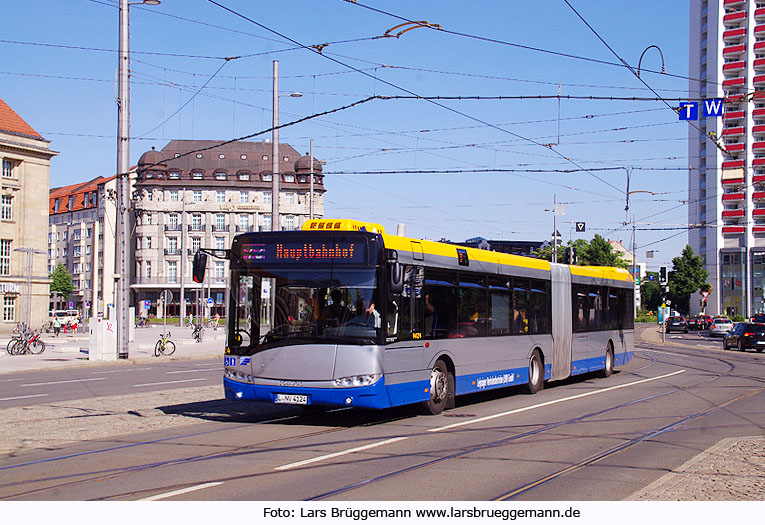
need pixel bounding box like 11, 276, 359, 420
275, 394, 309, 405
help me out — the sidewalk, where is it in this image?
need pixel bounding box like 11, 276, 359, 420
0, 323, 224, 374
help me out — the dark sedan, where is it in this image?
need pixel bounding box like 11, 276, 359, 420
723, 323, 765, 352
666, 316, 689, 334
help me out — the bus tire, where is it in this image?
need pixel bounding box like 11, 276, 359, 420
523, 350, 544, 394
600, 343, 614, 378
421, 359, 451, 415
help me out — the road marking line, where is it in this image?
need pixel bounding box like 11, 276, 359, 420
0, 393, 49, 402
166, 368, 220, 374
20, 378, 107, 387
428, 370, 686, 433
139, 482, 223, 501
0, 378, 24, 382
93, 368, 152, 374
274, 437, 409, 471
133, 378, 207, 387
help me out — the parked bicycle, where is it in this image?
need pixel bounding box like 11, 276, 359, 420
154, 331, 176, 357
136, 317, 149, 328
191, 323, 204, 343
7, 326, 45, 355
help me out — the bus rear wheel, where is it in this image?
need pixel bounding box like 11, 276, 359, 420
523, 350, 544, 394
421, 359, 451, 415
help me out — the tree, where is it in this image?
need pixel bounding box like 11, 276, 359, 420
640, 272, 662, 312
50, 264, 75, 307
668, 245, 709, 315
534, 235, 627, 268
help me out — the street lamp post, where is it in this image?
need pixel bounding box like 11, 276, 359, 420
116, 0, 160, 359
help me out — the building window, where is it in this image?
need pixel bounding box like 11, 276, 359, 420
216, 190, 226, 203
169, 213, 179, 229
192, 237, 201, 253
168, 261, 177, 282
169, 171, 180, 179
239, 172, 250, 181
215, 171, 227, 180
3, 296, 15, 322
239, 215, 248, 231
192, 171, 203, 180
1, 196, 11, 221
168, 237, 178, 253
193, 190, 202, 202
285, 192, 295, 205
284, 174, 294, 183
215, 237, 225, 250
192, 214, 202, 230
169, 190, 179, 202
146, 261, 152, 279
285, 215, 295, 230
146, 237, 152, 249
0, 239, 10, 276
68, 196, 73, 210
262, 173, 272, 182
216, 214, 225, 230
73, 245, 81, 257
262, 215, 272, 231
239, 191, 248, 203
2, 159, 14, 179
263, 191, 272, 204
84, 193, 89, 207
215, 261, 225, 282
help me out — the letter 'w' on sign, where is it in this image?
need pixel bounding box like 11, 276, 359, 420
703, 98, 723, 117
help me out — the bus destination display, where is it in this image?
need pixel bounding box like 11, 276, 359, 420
241, 240, 366, 264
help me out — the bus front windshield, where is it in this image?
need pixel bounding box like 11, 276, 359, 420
228, 268, 381, 354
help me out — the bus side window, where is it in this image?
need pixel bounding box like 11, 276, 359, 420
530, 279, 549, 334
513, 279, 530, 335
391, 265, 421, 341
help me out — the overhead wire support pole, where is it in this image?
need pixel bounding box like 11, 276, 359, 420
116, 0, 131, 359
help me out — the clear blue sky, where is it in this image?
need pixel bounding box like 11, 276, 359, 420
3, 0, 691, 268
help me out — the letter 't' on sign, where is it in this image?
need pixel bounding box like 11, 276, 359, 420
679, 101, 699, 121
575, 222, 586, 233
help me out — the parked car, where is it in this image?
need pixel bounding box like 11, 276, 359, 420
666, 316, 689, 333
687, 317, 701, 330
708, 317, 734, 337
751, 313, 765, 324
723, 322, 765, 352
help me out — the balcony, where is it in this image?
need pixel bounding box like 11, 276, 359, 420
754, 226, 765, 233
723, 60, 746, 73
755, 75, 765, 87
723, 77, 746, 88
212, 224, 228, 232
754, 209, 765, 217
724, 11, 747, 26
236, 225, 254, 232
722, 160, 746, 169
755, 108, 765, 118
724, 28, 747, 41
755, 125, 765, 135
164, 224, 182, 231
723, 44, 747, 57
724, 143, 746, 152
725, 0, 746, 6
722, 209, 746, 218
756, 42, 765, 52
756, 59, 765, 72
754, 173, 765, 183
723, 192, 745, 201
753, 191, 765, 200
724, 110, 746, 121
187, 224, 206, 232
722, 226, 746, 234
754, 141, 765, 150
164, 248, 182, 256
722, 176, 746, 185
756, 25, 765, 36
757, 7, 765, 20
722, 126, 745, 136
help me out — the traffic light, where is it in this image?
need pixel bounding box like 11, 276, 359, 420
565, 247, 576, 265
659, 266, 668, 285
192, 251, 207, 283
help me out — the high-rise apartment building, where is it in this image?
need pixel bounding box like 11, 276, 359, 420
689, 0, 765, 317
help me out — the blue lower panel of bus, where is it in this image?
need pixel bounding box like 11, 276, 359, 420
224, 377, 406, 410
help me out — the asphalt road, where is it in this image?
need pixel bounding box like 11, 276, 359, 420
0, 337, 763, 502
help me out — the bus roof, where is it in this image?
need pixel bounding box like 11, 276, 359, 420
301, 219, 633, 284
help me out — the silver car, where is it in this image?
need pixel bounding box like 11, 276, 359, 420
709, 317, 734, 337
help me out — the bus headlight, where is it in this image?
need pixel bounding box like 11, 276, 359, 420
333, 374, 380, 388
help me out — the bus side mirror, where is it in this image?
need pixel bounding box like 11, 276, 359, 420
390, 262, 404, 294
192, 251, 207, 283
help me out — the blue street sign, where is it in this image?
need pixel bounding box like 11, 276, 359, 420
207, 297, 214, 306
703, 98, 724, 117
679, 102, 699, 121
649, 275, 655, 281
144, 300, 151, 308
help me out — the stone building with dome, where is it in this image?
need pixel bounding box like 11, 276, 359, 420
132, 139, 325, 319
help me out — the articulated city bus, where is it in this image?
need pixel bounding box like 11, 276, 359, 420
202, 219, 634, 415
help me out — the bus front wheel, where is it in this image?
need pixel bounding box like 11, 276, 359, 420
600, 343, 614, 378
421, 359, 451, 415
523, 350, 544, 394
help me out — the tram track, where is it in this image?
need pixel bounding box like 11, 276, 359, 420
2, 342, 761, 501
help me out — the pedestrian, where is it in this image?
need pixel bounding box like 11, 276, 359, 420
52, 316, 61, 337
